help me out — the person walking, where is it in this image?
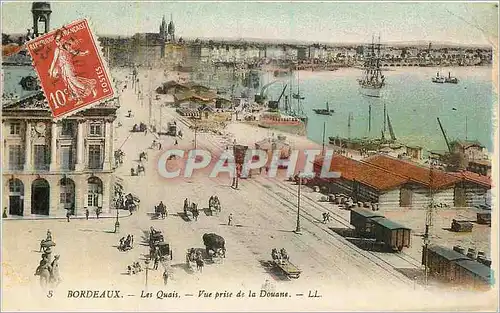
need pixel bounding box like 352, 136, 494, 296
96, 208, 101, 219
153, 256, 159, 270
66, 210, 71, 222
163, 270, 169, 285
85, 208, 89, 220
228, 213, 233, 226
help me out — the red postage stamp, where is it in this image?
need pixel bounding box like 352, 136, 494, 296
26, 19, 114, 119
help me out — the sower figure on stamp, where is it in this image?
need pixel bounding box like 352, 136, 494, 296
49, 30, 97, 106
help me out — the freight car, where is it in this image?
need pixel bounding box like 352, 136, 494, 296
422, 245, 492, 290
349, 208, 411, 252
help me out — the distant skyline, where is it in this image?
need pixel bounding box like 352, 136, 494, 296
1, 1, 498, 46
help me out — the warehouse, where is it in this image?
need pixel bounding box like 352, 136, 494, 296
313, 155, 408, 207
451, 171, 492, 207
365, 155, 459, 208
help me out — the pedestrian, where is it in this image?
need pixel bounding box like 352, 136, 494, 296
154, 256, 159, 270
163, 270, 169, 285
131, 235, 134, 246
158, 143, 162, 150
96, 208, 101, 219
174, 139, 178, 146
119, 237, 125, 247
66, 210, 70, 222
3, 207, 7, 218
85, 208, 89, 220
144, 128, 148, 135
228, 213, 233, 226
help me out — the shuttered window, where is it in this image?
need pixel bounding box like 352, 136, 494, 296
8, 145, 23, 170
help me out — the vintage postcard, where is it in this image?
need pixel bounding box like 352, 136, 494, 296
1, 1, 498, 312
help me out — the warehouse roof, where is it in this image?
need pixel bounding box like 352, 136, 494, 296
455, 260, 492, 283
314, 155, 408, 192
365, 155, 460, 189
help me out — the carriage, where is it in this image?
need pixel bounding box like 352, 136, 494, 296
186, 248, 202, 270
271, 248, 301, 279
203, 233, 226, 260
131, 123, 147, 132
156, 242, 173, 260
154, 203, 168, 219
117, 193, 140, 211
208, 196, 221, 215
184, 201, 200, 221
149, 227, 164, 245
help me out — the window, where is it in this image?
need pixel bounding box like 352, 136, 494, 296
8, 145, 23, 170
61, 121, 73, 136
88, 145, 102, 169
34, 145, 49, 170
87, 181, 102, 207
10, 122, 21, 135
9, 179, 23, 193
60, 146, 73, 170
89, 122, 102, 136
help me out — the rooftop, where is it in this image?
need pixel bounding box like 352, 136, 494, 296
450, 171, 492, 189
350, 208, 384, 219
427, 244, 470, 262
314, 155, 409, 192
364, 155, 460, 189
455, 259, 492, 282
371, 217, 410, 230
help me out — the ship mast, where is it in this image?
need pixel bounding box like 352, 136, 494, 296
383, 101, 387, 133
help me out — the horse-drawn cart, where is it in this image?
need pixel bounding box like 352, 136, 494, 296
157, 242, 173, 260
208, 196, 221, 216
149, 227, 164, 245
271, 248, 300, 279
273, 260, 301, 279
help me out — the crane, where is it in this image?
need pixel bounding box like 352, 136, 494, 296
437, 117, 452, 153
267, 84, 287, 110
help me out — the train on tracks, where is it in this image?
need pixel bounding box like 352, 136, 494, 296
349, 208, 411, 252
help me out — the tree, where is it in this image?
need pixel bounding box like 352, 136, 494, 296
2, 33, 12, 44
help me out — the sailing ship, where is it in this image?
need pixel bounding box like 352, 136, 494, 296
432, 71, 459, 84
329, 103, 397, 151
431, 71, 445, 83
357, 35, 386, 98
287, 70, 308, 122
292, 72, 305, 100
313, 102, 334, 115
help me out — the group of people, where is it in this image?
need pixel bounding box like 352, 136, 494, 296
183, 198, 200, 221
35, 230, 61, 289
271, 248, 289, 265
155, 201, 167, 219
322, 212, 332, 223
118, 234, 134, 251
151, 140, 162, 150
127, 262, 142, 275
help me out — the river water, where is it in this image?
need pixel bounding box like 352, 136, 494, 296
262, 67, 496, 154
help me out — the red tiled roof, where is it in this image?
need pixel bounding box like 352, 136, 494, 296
450, 171, 492, 189
364, 155, 459, 189
314, 155, 408, 191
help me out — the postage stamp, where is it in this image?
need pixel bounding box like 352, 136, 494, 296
26, 19, 114, 119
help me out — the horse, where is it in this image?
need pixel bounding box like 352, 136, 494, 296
196, 258, 204, 272
271, 248, 280, 261
136, 164, 145, 175
35, 260, 51, 289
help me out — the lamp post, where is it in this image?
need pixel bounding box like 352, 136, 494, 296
114, 207, 120, 233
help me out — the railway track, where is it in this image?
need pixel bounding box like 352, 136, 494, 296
162, 110, 418, 285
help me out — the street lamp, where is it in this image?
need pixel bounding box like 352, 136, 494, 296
295, 171, 314, 234
114, 207, 120, 233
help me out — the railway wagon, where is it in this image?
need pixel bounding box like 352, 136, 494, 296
371, 217, 411, 251
422, 245, 492, 290
349, 208, 384, 237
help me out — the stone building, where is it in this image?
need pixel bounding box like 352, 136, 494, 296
2, 2, 119, 218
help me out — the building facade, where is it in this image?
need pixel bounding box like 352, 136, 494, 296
2, 2, 119, 218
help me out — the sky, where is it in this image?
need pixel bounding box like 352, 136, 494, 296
1, 1, 498, 45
